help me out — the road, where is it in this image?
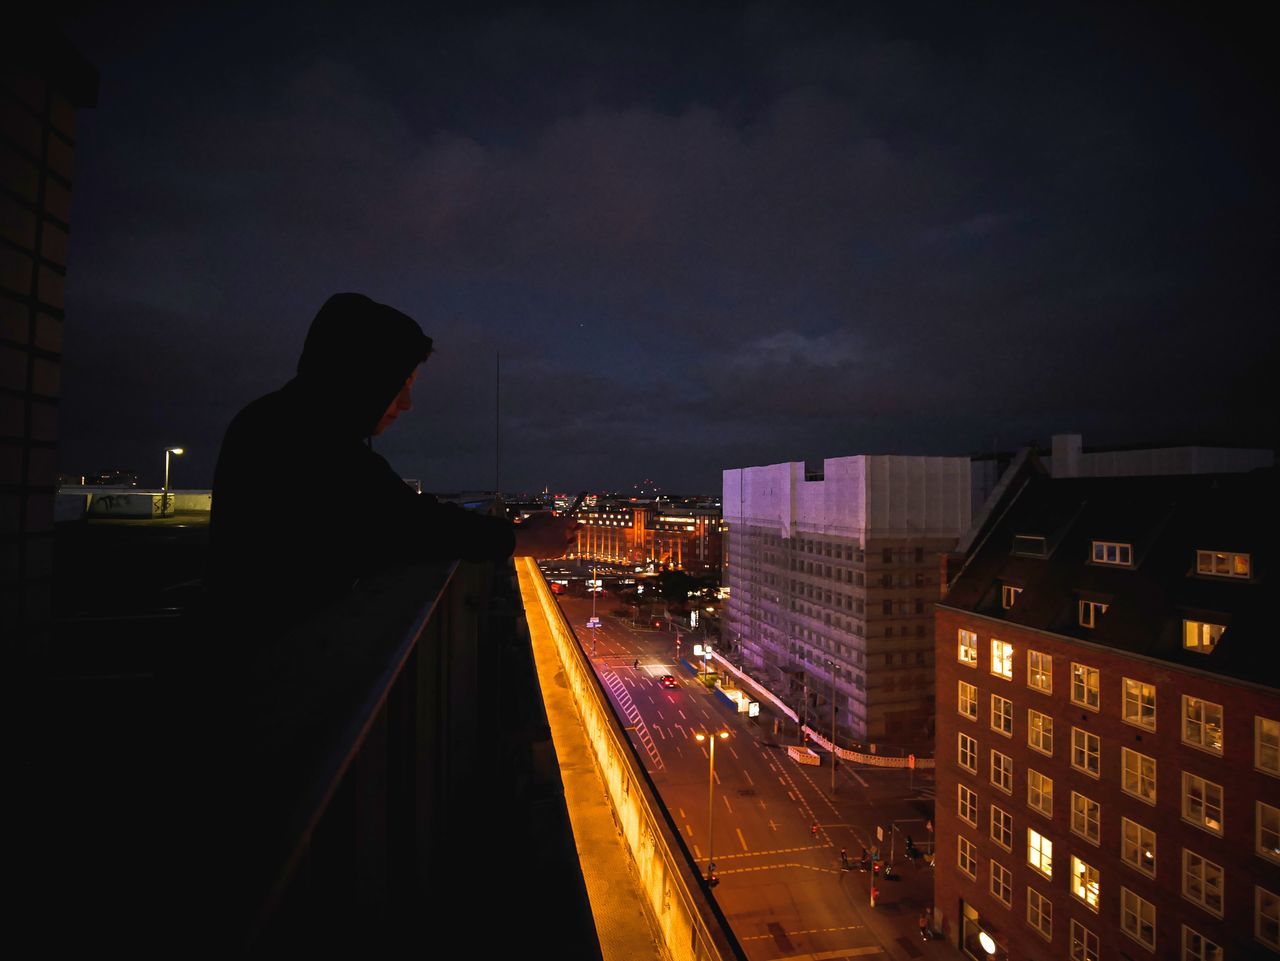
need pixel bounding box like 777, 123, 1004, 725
557, 593, 938, 961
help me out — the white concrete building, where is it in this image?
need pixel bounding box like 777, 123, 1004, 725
722, 455, 971, 743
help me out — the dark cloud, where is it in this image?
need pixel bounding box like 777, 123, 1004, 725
56, 2, 1277, 492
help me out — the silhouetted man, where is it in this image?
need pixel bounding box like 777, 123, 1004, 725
208, 292, 573, 620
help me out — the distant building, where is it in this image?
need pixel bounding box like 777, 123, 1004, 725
933, 469, 1278, 961
723, 455, 972, 743
572, 501, 723, 574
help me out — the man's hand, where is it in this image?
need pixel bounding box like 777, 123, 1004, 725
513, 512, 578, 559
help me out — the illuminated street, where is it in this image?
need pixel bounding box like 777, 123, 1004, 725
557, 593, 940, 961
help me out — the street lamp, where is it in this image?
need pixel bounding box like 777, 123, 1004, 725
162, 447, 184, 515
694, 729, 730, 886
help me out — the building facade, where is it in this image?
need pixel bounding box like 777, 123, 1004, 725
934, 470, 1278, 961
573, 503, 723, 574
723, 455, 971, 743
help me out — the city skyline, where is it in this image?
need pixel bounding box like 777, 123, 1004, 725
54, 3, 1276, 492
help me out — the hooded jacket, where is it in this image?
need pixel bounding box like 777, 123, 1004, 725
207, 293, 515, 619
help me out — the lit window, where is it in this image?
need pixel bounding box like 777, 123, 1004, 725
991, 749, 1013, 793
1196, 550, 1250, 578
990, 858, 1011, 905
957, 835, 976, 879
1121, 817, 1156, 876
1071, 792, 1099, 845
1258, 887, 1280, 951
1028, 769, 1053, 818
1070, 920, 1099, 961
957, 783, 977, 826
1121, 886, 1156, 950
1001, 584, 1022, 609
991, 694, 1013, 736
1026, 886, 1052, 939
1071, 663, 1100, 710
1182, 849, 1224, 916
958, 680, 977, 720
1092, 540, 1133, 565
1122, 748, 1157, 803
1028, 709, 1053, 756
991, 804, 1013, 850
1071, 727, 1100, 778
1182, 926, 1223, 961
1183, 619, 1226, 654
1122, 678, 1157, 730
1257, 716, 1280, 775
1072, 856, 1100, 911
991, 639, 1013, 679
958, 732, 977, 773
1078, 599, 1108, 628
958, 628, 978, 666
1259, 802, 1280, 864
1182, 696, 1224, 754
1182, 772, 1223, 835
1028, 828, 1052, 878
1027, 650, 1052, 693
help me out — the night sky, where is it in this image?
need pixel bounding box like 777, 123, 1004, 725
55, 2, 1277, 494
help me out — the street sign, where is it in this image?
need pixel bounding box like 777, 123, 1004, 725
586, 617, 601, 628
748, 701, 760, 718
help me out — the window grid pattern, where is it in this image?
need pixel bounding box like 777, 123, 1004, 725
1072, 727, 1100, 778
1258, 886, 1280, 951
1259, 801, 1280, 863
958, 680, 977, 720
1028, 769, 1053, 818
1122, 677, 1156, 730
991, 804, 1013, 850
991, 639, 1013, 679
1182, 772, 1223, 835
1121, 817, 1156, 877
1183, 696, 1224, 754
1029, 709, 1053, 756
1071, 855, 1100, 912
1026, 886, 1052, 939
958, 628, 978, 666
991, 860, 1012, 906
957, 784, 977, 827
1182, 925, 1222, 961
1257, 716, 1280, 775
957, 835, 976, 879
1071, 662, 1100, 709
1122, 748, 1157, 803
991, 749, 1013, 794
1071, 792, 1099, 845
1182, 849, 1224, 917
1121, 887, 1156, 950
1070, 920, 1098, 961
1028, 828, 1052, 878
991, 693, 1013, 736
958, 732, 977, 773
1027, 650, 1052, 693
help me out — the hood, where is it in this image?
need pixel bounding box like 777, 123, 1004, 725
294, 292, 434, 437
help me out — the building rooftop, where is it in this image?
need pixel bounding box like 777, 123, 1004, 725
943, 468, 1274, 687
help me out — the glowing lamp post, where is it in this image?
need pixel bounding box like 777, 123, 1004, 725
162, 447, 184, 515
694, 730, 730, 886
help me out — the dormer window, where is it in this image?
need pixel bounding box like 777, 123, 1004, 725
1013, 535, 1048, 557
1079, 600, 1108, 628
1092, 541, 1132, 566
1001, 585, 1022, 609
1196, 550, 1250, 579
1184, 619, 1225, 654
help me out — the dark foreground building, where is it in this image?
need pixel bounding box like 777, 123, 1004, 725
934, 469, 1278, 961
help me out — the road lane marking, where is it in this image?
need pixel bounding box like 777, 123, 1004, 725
693, 844, 701, 859
744, 771, 754, 786
678, 808, 685, 819
723, 795, 732, 814
717, 862, 841, 877
738, 926, 865, 944
737, 827, 748, 851
851, 770, 869, 788
727, 745, 739, 760
685, 824, 693, 837
654, 726, 665, 739
710, 843, 828, 859
678, 710, 687, 720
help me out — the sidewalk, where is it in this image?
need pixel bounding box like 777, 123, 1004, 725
836, 853, 962, 961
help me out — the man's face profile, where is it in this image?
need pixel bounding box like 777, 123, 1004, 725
375, 368, 418, 435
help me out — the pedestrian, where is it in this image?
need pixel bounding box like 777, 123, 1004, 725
919, 907, 931, 941
634, 658, 639, 669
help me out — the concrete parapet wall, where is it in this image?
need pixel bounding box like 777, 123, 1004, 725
517, 558, 742, 961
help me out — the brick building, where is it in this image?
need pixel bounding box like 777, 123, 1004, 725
1, 21, 97, 658
934, 469, 1278, 960
573, 503, 723, 574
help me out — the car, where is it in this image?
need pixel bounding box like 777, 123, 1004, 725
660, 675, 678, 689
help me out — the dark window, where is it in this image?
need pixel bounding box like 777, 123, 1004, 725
883, 548, 893, 564
883, 600, 893, 615
915, 547, 925, 563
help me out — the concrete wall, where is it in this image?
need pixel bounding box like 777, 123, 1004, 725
518, 557, 740, 961
56, 487, 212, 519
